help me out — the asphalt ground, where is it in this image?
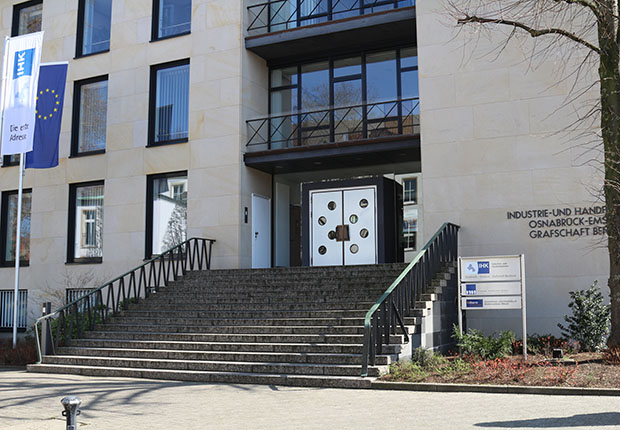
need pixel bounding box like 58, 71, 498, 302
2, 368, 620, 429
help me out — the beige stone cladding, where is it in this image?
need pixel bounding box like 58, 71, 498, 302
0, 0, 270, 328
417, 1, 608, 335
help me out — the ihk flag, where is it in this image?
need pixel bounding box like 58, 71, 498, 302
26, 63, 68, 169
0, 32, 44, 156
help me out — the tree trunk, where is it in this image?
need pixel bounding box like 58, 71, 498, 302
599, 19, 620, 347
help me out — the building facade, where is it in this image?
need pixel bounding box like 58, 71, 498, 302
0, 0, 608, 337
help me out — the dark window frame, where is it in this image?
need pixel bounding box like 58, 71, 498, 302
67, 180, 105, 264
0, 189, 32, 267
75, 0, 112, 59
147, 59, 190, 147
11, 0, 42, 37
71, 75, 109, 158
151, 0, 191, 42
145, 170, 187, 259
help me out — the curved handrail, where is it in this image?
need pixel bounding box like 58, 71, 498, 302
34, 237, 215, 363
361, 223, 459, 376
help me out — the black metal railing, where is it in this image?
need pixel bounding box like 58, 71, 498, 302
361, 223, 459, 376
247, 0, 415, 34
246, 97, 419, 151
34, 237, 215, 363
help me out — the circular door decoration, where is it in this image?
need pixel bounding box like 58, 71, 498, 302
350, 244, 359, 254
318, 216, 327, 226
328, 201, 337, 210
318, 246, 327, 255
359, 199, 369, 208
360, 228, 369, 238
328, 230, 337, 240
349, 214, 358, 224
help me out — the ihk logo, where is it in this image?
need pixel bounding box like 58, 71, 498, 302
13, 48, 34, 79
477, 261, 490, 274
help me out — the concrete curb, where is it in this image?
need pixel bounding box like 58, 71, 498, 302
371, 381, 620, 396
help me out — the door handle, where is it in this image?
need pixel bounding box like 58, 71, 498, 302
254, 232, 259, 239
335, 224, 350, 242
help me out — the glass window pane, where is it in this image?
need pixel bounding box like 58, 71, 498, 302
301, 61, 329, 110
402, 206, 417, 250
158, 0, 191, 38
401, 69, 419, 99
270, 88, 298, 115
270, 0, 297, 32
155, 64, 189, 142
334, 80, 363, 142
5, 192, 31, 262
7, 155, 20, 165
334, 56, 361, 78
152, 175, 188, 254
74, 185, 104, 259
17, 4, 42, 35
300, 0, 329, 25
81, 0, 112, 55
333, 0, 359, 20
366, 50, 397, 103
78, 80, 108, 153
271, 66, 298, 88
403, 178, 417, 203
400, 47, 418, 69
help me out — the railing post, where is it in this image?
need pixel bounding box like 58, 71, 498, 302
40, 302, 52, 356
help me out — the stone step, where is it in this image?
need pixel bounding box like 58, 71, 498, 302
128, 301, 377, 311
119, 309, 373, 319
82, 330, 406, 344
68, 338, 404, 355
95, 324, 375, 335
141, 296, 380, 305
56, 347, 390, 365
40, 355, 383, 377
27, 364, 375, 389
146, 292, 387, 301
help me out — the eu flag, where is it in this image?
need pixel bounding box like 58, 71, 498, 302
25, 62, 68, 169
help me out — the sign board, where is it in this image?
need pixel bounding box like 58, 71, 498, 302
461, 296, 522, 310
461, 281, 522, 296
459, 256, 522, 282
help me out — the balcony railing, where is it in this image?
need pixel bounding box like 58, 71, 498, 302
247, 0, 415, 34
246, 97, 419, 151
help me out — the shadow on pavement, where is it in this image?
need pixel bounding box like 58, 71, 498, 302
476, 412, 620, 428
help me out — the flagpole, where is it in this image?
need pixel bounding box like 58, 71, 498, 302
12, 153, 24, 349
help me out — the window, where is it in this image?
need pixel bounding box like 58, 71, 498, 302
403, 178, 417, 204
5, 1, 43, 167
401, 176, 420, 252
0, 190, 32, 266
148, 60, 189, 146
76, 0, 112, 57
0, 290, 27, 330
152, 0, 191, 40
72, 76, 108, 156
12, 1, 42, 37
146, 172, 187, 257
68, 182, 104, 263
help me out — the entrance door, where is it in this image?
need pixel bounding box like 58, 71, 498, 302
310, 187, 377, 266
252, 194, 271, 268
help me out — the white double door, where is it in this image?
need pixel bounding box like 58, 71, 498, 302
310, 187, 377, 266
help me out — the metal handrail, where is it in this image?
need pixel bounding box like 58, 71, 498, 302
34, 237, 215, 363
247, 0, 415, 34
361, 223, 459, 376
246, 97, 419, 151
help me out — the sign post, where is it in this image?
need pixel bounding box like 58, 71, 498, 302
458, 255, 527, 359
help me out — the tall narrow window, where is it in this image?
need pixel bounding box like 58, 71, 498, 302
0, 190, 32, 266
5, 1, 43, 167
153, 0, 191, 40
148, 60, 189, 146
72, 76, 108, 156
76, 0, 112, 57
0, 290, 28, 329
68, 182, 104, 263
146, 172, 187, 257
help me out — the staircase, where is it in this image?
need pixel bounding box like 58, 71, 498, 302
28, 263, 457, 388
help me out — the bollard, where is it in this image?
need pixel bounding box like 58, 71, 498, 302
61, 396, 81, 430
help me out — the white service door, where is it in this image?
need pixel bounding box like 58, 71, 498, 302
344, 188, 377, 265
252, 194, 271, 268
311, 190, 344, 266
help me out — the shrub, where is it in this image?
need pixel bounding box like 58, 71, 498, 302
452, 325, 515, 360
558, 281, 610, 352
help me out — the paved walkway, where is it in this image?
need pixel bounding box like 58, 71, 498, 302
2, 368, 620, 429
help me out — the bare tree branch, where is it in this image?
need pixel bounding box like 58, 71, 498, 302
457, 14, 602, 54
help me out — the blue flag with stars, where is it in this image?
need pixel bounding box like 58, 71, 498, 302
25, 63, 68, 169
